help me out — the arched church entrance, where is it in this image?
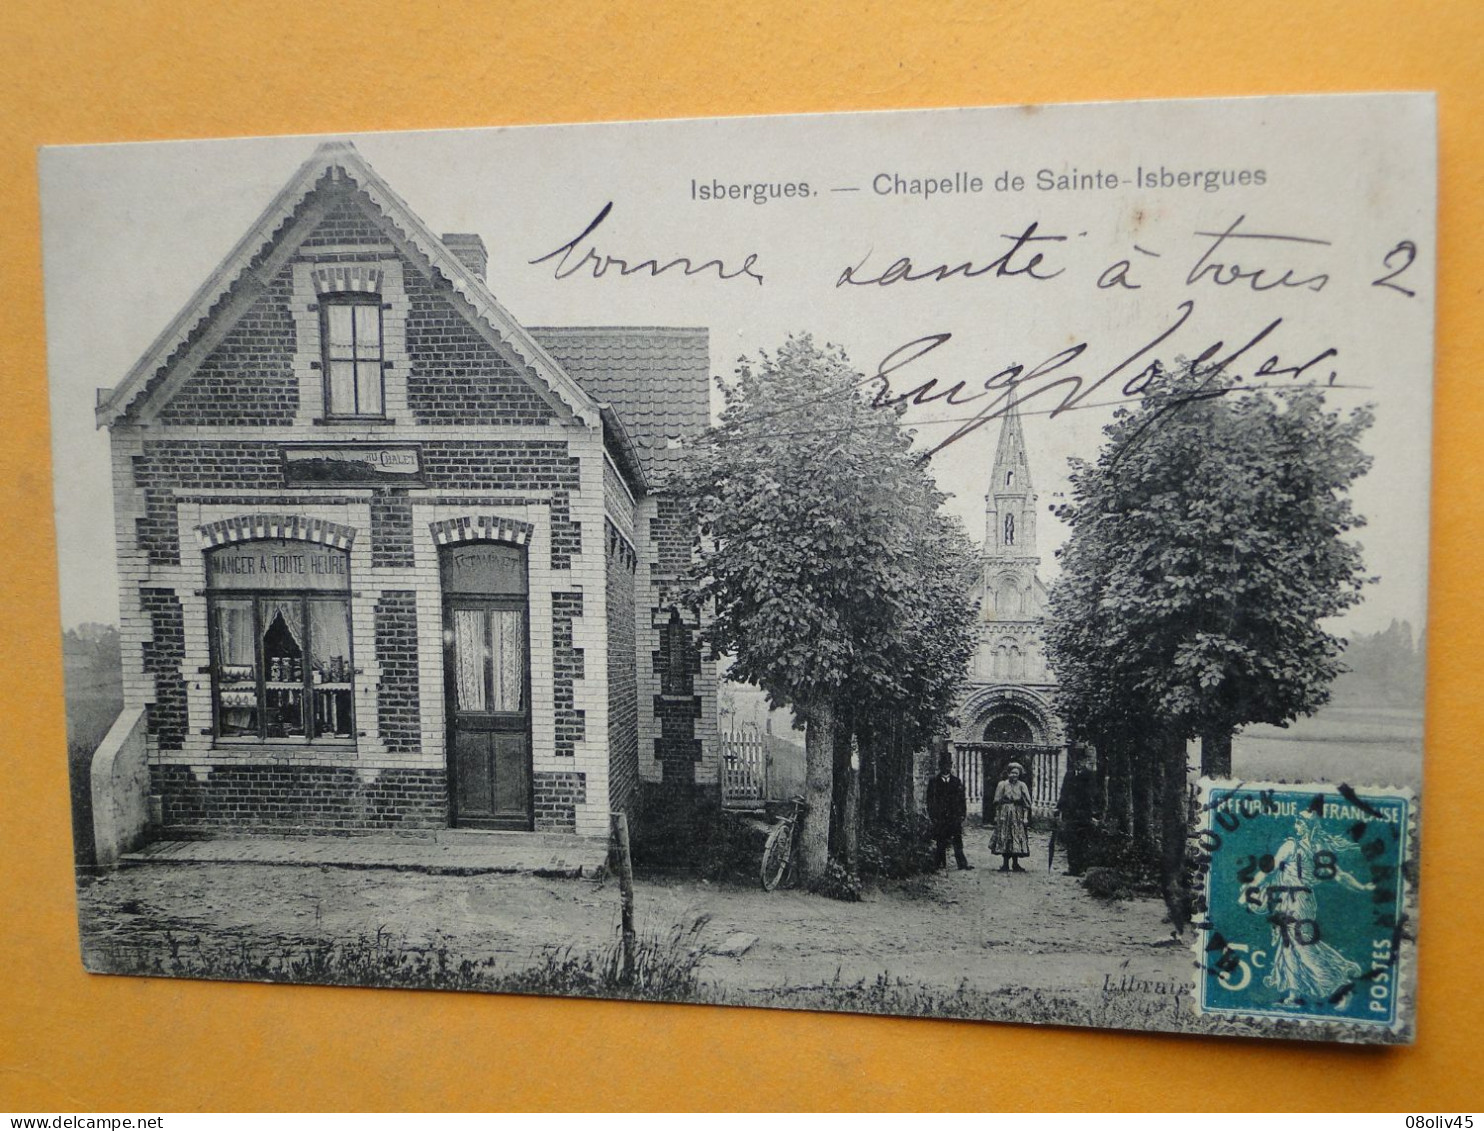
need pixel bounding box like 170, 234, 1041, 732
953, 693, 1065, 820
983, 714, 1035, 745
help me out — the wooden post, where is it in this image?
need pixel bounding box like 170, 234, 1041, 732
611, 811, 637, 984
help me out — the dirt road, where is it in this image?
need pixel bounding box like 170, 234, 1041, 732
77, 828, 1195, 1025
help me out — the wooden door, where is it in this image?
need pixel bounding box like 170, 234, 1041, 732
445, 601, 531, 828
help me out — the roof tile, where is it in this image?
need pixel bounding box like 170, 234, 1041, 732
529, 326, 711, 481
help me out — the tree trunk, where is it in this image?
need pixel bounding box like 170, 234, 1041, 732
876, 717, 909, 827
842, 733, 861, 872
1200, 730, 1233, 778
891, 720, 913, 823
1131, 739, 1157, 866
857, 721, 878, 830
830, 721, 851, 859
1159, 731, 1193, 934
1103, 738, 1134, 836
800, 699, 835, 884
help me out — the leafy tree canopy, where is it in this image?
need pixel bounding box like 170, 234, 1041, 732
676, 335, 976, 728
1046, 363, 1374, 745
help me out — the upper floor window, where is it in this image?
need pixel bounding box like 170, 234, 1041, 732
1004, 513, 1015, 546
321, 294, 384, 418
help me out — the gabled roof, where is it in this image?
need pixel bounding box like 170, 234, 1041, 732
97, 140, 598, 429
529, 326, 711, 483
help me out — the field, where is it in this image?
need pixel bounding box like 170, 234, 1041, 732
1231, 704, 1423, 789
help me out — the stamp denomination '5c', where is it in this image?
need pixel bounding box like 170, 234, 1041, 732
1194, 781, 1412, 1030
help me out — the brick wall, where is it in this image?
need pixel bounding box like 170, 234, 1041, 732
653, 693, 703, 789
299, 184, 390, 248
139, 587, 186, 752
154, 763, 447, 832
374, 590, 420, 753
606, 528, 639, 819
403, 266, 556, 426
634, 489, 720, 814
420, 441, 580, 570
551, 592, 586, 757
652, 496, 692, 573
533, 770, 586, 833
132, 441, 284, 565
131, 439, 579, 569
370, 490, 415, 568
157, 265, 299, 426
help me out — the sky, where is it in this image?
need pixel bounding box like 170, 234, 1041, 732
40, 95, 1436, 639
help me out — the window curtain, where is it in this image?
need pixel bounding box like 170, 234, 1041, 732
491, 610, 524, 711
216, 602, 255, 668
452, 609, 485, 711
262, 599, 305, 651
308, 599, 351, 677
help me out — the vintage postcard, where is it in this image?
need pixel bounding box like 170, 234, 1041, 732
42, 93, 1434, 1042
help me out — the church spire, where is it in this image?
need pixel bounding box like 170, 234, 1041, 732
985, 406, 1038, 560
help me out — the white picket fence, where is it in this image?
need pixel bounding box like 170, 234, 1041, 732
720, 726, 768, 808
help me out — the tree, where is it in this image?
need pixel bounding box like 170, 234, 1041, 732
1331, 619, 1425, 709
676, 334, 977, 884
1045, 363, 1373, 928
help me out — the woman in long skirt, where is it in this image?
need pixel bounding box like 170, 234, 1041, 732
990, 762, 1032, 872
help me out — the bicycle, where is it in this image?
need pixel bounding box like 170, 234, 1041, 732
759, 796, 809, 891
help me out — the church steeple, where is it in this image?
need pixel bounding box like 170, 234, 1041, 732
985, 406, 1038, 563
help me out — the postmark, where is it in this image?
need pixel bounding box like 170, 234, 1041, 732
1193, 780, 1413, 1030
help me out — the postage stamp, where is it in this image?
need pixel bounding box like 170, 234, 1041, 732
1194, 780, 1414, 1031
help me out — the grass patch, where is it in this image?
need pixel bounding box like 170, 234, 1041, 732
84, 913, 715, 1002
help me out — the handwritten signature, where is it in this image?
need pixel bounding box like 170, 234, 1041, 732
869, 300, 1340, 455
530, 202, 764, 285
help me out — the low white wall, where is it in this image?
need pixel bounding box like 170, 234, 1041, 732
90, 706, 150, 866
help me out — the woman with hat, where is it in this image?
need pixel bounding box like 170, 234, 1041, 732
990, 762, 1033, 872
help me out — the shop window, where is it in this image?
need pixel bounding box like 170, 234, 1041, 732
206, 539, 354, 743
321, 294, 384, 418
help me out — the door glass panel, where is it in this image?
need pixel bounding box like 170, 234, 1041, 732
451, 608, 486, 712
491, 609, 524, 712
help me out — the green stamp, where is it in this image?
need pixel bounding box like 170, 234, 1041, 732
1194, 781, 1412, 1030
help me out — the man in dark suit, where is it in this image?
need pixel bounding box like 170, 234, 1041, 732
926, 748, 972, 870
1055, 744, 1101, 876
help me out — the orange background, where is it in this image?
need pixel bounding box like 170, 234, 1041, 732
2, 0, 1481, 1112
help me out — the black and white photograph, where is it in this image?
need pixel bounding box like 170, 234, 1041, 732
42, 94, 1434, 1042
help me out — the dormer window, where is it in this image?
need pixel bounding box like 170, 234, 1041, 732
321, 293, 384, 418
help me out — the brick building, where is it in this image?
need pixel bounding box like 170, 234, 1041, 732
94, 141, 718, 843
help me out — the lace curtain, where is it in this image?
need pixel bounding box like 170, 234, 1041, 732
262, 599, 305, 652
491, 610, 524, 712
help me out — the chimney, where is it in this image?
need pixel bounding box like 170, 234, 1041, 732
441, 233, 488, 282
